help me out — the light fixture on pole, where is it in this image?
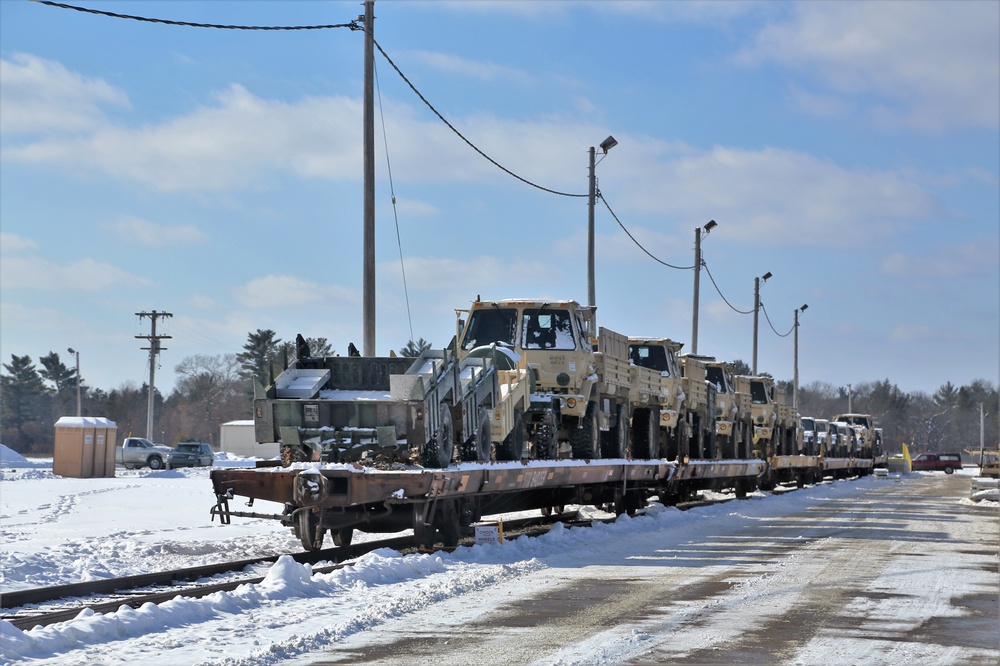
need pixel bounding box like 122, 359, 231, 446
67, 347, 81, 417
752, 271, 772, 375
793, 304, 808, 409
588, 135, 617, 310
691, 220, 717, 354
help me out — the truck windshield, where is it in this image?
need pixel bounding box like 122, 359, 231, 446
522, 309, 576, 350
706, 366, 728, 393
750, 381, 770, 404
629, 345, 670, 373
801, 418, 815, 430
461, 308, 518, 350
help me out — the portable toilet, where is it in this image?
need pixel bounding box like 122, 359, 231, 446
53, 416, 117, 478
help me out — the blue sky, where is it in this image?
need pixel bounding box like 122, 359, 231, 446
1, 0, 998, 398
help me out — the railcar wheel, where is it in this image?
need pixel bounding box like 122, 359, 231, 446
571, 402, 599, 460
331, 527, 354, 547
297, 509, 324, 552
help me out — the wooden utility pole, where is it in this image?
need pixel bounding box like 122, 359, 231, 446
362, 0, 376, 356
136, 310, 172, 440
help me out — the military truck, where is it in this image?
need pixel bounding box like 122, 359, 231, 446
833, 412, 883, 471
253, 338, 530, 468
454, 297, 633, 460
624, 341, 719, 463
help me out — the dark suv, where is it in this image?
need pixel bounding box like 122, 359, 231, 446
168, 442, 215, 468
911, 452, 963, 474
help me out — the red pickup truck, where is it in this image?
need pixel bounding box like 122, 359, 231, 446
911, 452, 963, 474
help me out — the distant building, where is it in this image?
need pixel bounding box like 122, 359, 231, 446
220, 420, 279, 459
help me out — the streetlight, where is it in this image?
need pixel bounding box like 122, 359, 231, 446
588, 135, 618, 309
752, 271, 772, 374
793, 304, 808, 409
691, 220, 717, 354
67, 347, 81, 417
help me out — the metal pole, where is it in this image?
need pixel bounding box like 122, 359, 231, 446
587, 145, 596, 309
793, 309, 799, 409
752, 277, 760, 374
74, 351, 81, 417
362, 0, 376, 357
692, 227, 701, 354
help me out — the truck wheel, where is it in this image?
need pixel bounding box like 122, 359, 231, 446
147, 456, 164, 470
474, 407, 492, 462
571, 402, 599, 460
632, 408, 659, 459
944, 466, 954, 474
600, 404, 628, 459
533, 410, 557, 460
421, 404, 454, 468
496, 409, 525, 461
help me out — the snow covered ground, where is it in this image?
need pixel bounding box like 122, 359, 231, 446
1, 444, 997, 665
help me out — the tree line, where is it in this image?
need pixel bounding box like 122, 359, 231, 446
1, 332, 995, 458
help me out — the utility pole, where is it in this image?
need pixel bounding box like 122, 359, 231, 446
362, 0, 376, 357
793, 304, 807, 409
136, 310, 172, 440
587, 145, 596, 309
692, 227, 702, 354
752, 271, 771, 375
690, 220, 716, 354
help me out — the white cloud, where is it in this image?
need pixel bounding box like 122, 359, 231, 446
740, 2, 1000, 131
619, 144, 937, 246
0, 53, 129, 136
234, 275, 359, 310
881, 243, 1000, 279
105, 216, 209, 246
404, 50, 531, 84
0, 232, 39, 254
0, 256, 150, 291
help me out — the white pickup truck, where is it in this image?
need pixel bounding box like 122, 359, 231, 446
116, 437, 174, 470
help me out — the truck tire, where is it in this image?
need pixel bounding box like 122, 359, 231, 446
533, 410, 557, 460
600, 404, 628, 459
421, 404, 454, 468
473, 407, 492, 462
632, 407, 659, 459
571, 402, 599, 460
147, 455, 164, 470
944, 466, 954, 474
496, 409, 525, 461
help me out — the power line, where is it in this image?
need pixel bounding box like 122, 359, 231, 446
598, 193, 694, 270
702, 262, 755, 315
33, 1, 362, 31
372, 38, 586, 199
760, 302, 795, 337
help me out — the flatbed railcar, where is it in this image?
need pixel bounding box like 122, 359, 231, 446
211, 459, 677, 551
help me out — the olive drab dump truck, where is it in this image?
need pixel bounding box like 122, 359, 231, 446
703, 359, 753, 459
734, 375, 778, 459
253, 338, 530, 468
625, 340, 718, 463
454, 298, 634, 460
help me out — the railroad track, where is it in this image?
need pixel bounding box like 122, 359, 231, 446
1, 511, 580, 631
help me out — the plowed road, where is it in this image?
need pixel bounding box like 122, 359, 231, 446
311, 473, 999, 666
